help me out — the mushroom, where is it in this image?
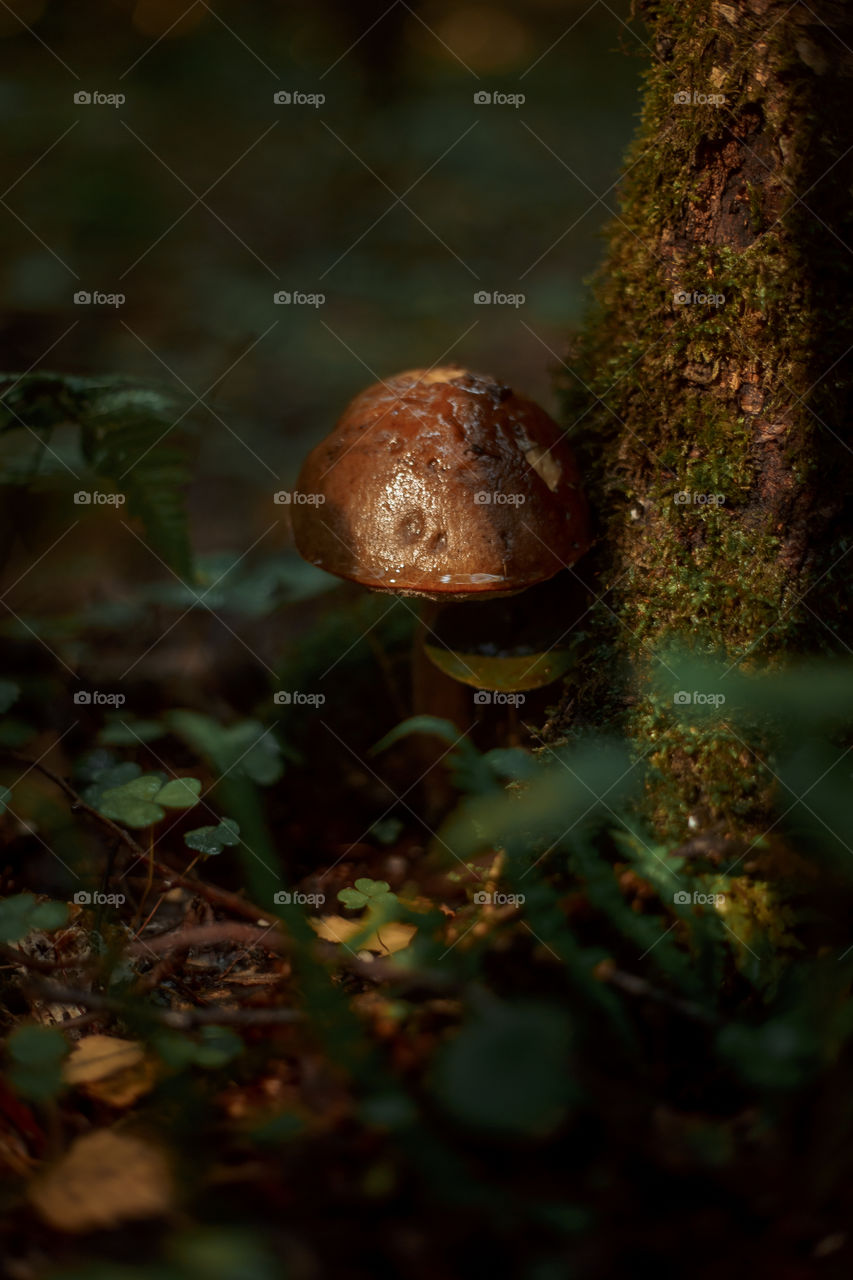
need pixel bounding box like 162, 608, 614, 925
291, 366, 589, 600
291, 366, 590, 799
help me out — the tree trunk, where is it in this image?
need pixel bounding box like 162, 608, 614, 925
555, 0, 853, 841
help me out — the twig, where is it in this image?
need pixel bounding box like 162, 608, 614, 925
127, 922, 288, 960
0, 942, 85, 975
598, 962, 718, 1026
25, 980, 304, 1027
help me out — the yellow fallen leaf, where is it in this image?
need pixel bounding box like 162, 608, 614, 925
310, 915, 416, 956
28, 1129, 173, 1232
64, 1036, 143, 1084
63, 1035, 158, 1107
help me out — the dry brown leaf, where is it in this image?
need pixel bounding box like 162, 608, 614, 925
64, 1036, 143, 1085
28, 1129, 173, 1232
63, 1035, 158, 1107
310, 915, 416, 955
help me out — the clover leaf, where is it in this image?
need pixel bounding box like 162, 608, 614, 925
156, 777, 202, 809
337, 878, 396, 911
184, 818, 240, 857
96, 774, 201, 829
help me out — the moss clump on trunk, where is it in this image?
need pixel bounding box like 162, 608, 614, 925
554, 0, 853, 840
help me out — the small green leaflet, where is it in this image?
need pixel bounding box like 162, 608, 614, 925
97, 774, 201, 828
184, 818, 240, 856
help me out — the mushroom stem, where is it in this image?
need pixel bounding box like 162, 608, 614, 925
411, 601, 472, 820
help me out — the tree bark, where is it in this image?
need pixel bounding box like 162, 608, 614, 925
555, 0, 853, 840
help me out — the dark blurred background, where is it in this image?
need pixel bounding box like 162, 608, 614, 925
2, 0, 638, 567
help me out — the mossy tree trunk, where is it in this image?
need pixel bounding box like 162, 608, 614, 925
557, 0, 853, 841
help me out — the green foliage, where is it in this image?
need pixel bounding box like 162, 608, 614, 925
0, 373, 194, 578
433, 997, 575, 1136
338, 878, 396, 911
374, 715, 538, 795
184, 818, 240, 856
166, 711, 284, 786
89, 766, 201, 828
0, 893, 69, 942
152, 1025, 244, 1070
5, 1024, 69, 1102
0, 679, 19, 712
81, 759, 146, 806
98, 718, 166, 746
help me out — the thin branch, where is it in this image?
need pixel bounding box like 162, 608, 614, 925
127, 921, 288, 959
25, 979, 304, 1027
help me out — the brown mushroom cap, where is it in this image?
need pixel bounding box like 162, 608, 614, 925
291, 366, 589, 599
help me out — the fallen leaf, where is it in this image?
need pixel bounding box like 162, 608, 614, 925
310, 915, 416, 956
28, 1129, 173, 1231
63, 1035, 158, 1107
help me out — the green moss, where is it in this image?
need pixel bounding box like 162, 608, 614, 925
555, 0, 853, 842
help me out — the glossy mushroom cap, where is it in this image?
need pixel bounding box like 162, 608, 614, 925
291, 366, 589, 599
